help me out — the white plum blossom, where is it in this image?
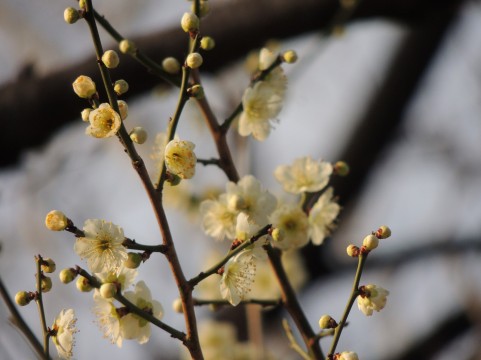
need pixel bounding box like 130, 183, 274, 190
74, 219, 128, 274
357, 284, 389, 316
51, 309, 78, 359
308, 187, 341, 245
274, 156, 333, 194
95, 266, 138, 291
220, 250, 257, 306
200, 195, 238, 241
164, 139, 197, 179
86, 103, 121, 138
93, 290, 122, 346
270, 203, 309, 250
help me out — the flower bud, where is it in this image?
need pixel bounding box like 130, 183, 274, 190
129, 127, 148, 145
181, 12, 200, 33
100, 283, 117, 299
39, 276, 52, 293
72, 75, 96, 99
76, 276, 92, 292
15, 291, 32, 306
334, 161, 350, 176
45, 210, 68, 231
282, 50, 298, 64
59, 268, 77, 284
114, 79, 129, 95
271, 227, 284, 242
119, 39, 137, 55
338, 351, 359, 360
195, 1, 210, 17
79, 0, 87, 9
362, 234, 379, 250
41, 258, 56, 273
117, 100, 128, 120
162, 57, 181, 74
81, 108, 91, 122
200, 36, 215, 51
375, 225, 392, 239
319, 314, 337, 329
166, 173, 182, 186
346, 244, 359, 257
64, 7, 79, 24
102, 50, 120, 69
172, 298, 184, 313
124, 252, 142, 269
186, 53, 203, 69
188, 84, 204, 99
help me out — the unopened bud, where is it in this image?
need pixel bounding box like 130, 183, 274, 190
200, 37, 215, 51
117, 100, 128, 120
81, 108, 91, 122
72, 75, 96, 99
39, 276, 52, 293
375, 225, 391, 239
15, 291, 33, 306
59, 268, 77, 284
362, 234, 379, 250
334, 161, 350, 176
195, 1, 210, 17
114, 79, 129, 95
79, 0, 87, 9
181, 12, 200, 33
119, 39, 136, 55
100, 283, 117, 299
172, 298, 184, 313
41, 258, 56, 273
166, 173, 182, 186
346, 244, 359, 257
129, 127, 148, 145
319, 314, 337, 329
188, 84, 204, 99
186, 53, 203, 69
76, 276, 93, 292
162, 57, 181, 74
102, 50, 120, 69
64, 7, 80, 24
271, 228, 284, 242
282, 50, 298, 64
124, 252, 142, 269
45, 210, 68, 231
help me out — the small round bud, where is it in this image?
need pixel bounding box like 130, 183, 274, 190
188, 84, 204, 99
76, 276, 92, 292
334, 161, 350, 176
41, 258, 56, 273
59, 268, 77, 284
45, 210, 68, 231
64, 7, 79, 24
195, 1, 210, 17
186, 53, 203, 69
172, 298, 184, 313
117, 100, 128, 120
79, 0, 87, 9
346, 244, 360, 257
166, 173, 182, 186
362, 234, 379, 250
102, 50, 120, 69
271, 227, 284, 242
282, 50, 298, 64
162, 57, 181, 74
39, 276, 52, 293
15, 291, 32, 306
181, 12, 200, 33
375, 225, 392, 239
200, 36, 215, 51
119, 39, 137, 55
114, 79, 129, 95
72, 75, 96, 99
100, 283, 117, 299
81, 108, 92, 122
124, 252, 143, 269
129, 127, 148, 145
319, 314, 337, 329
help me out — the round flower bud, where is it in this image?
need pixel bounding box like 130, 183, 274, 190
181, 12, 200, 33
338, 351, 359, 360
375, 225, 392, 239
124, 252, 142, 269
172, 298, 184, 313
119, 39, 137, 55
100, 283, 117, 299
117, 100, 128, 120
41, 258, 56, 273
15, 291, 32, 306
346, 244, 359, 257
188, 84, 204, 99
81, 108, 91, 122
186, 53, 203, 69
129, 127, 148, 145
102, 50, 120, 69
319, 314, 337, 329
166, 173, 182, 186
162, 57, 181, 74
72, 75, 96, 99
196, 1, 210, 17
282, 50, 298, 64
79, 0, 87, 9
114, 79, 129, 95
76, 276, 92, 292
271, 227, 284, 242
334, 161, 350, 176
200, 36, 215, 51
64, 7, 79, 24
363, 234, 379, 250
59, 268, 77, 284
45, 210, 68, 231
39, 276, 52, 293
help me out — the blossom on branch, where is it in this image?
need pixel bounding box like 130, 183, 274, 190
86, 103, 121, 138
308, 187, 340, 245
270, 203, 309, 250
51, 309, 78, 360
220, 250, 257, 306
357, 284, 389, 316
164, 139, 197, 179
93, 290, 122, 346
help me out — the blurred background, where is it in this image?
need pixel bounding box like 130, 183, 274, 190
1, 0, 481, 359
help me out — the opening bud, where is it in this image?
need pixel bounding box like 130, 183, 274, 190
362, 234, 379, 250
162, 57, 181, 74
181, 12, 200, 33
76, 276, 93, 292
282, 50, 298, 64
100, 283, 117, 299
64, 7, 80, 24
41, 258, 56, 273
200, 36, 215, 51
375, 225, 391, 239
129, 127, 148, 145
124, 252, 143, 269
346, 244, 359, 257
59, 268, 77, 284
15, 291, 33, 306
119, 39, 137, 55
72, 75, 96, 99
102, 50, 120, 69
114, 79, 129, 95
186, 53, 203, 69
